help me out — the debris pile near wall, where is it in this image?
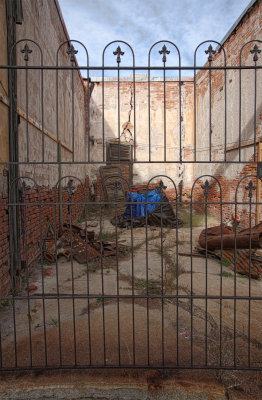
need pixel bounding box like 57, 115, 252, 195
198, 223, 262, 278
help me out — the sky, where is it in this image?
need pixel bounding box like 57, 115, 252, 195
58, 0, 253, 76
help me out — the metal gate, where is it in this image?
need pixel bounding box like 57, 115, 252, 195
0, 38, 262, 372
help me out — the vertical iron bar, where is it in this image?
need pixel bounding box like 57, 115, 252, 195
209, 65, 212, 162
0, 322, 2, 368
99, 203, 106, 365
160, 200, 164, 365
133, 70, 136, 162
148, 66, 151, 162
205, 188, 208, 366
193, 58, 197, 162
87, 69, 90, 163
190, 191, 193, 366
54, 189, 62, 366
117, 68, 120, 162
176, 188, 179, 367
239, 66, 242, 162
163, 65, 166, 162
25, 61, 29, 162
179, 64, 182, 162
85, 205, 92, 365
248, 195, 252, 367
58, 143, 63, 230
71, 68, 75, 162
10, 190, 17, 367
130, 191, 136, 365
233, 195, 237, 367
219, 186, 223, 367
145, 191, 150, 365
39, 194, 47, 366
69, 201, 77, 365
114, 200, 121, 365
24, 193, 33, 367
41, 65, 45, 163
253, 62, 257, 162
224, 65, 227, 162
102, 67, 105, 162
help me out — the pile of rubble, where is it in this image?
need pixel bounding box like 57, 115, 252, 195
198, 223, 262, 279
43, 223, 125, 264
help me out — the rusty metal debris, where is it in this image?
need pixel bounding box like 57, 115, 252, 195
198, 223, 262, 278
199, 223, 262, 250
43, 223, 124, 264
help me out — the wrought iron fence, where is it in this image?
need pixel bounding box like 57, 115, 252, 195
0, 39, 261, 371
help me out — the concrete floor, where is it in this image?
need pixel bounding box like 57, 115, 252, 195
0, 210, 262, 397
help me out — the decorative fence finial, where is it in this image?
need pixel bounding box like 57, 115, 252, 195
250, 44, 261, 62
113, 46, 124, 65
159, 45, 170, 63
21, 43, 32, 62
245, 180, 256, 198
64, 179, 75, 201
201, 179, 212, 199
67, 44, 78, 63
19, 180, 31, 202
205, 44, 216, 62
110, 180, 122, 200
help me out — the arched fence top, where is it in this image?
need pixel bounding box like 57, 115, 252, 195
11, 39, 43, 65
240, 39, 262, 65
9, 176, 41, 202
4, 38, 262, 68
146, 175, 178, 199
191, 175, 222, 199
235, 174, 262, 202
56, 39, 89, 66
194, 40, 226, 66
148, 41, 181, 66
102, 41, 135, 66
98, 174, 130, 202
54, 175, 87, 204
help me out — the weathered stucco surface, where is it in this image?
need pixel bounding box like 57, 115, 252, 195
89, 76, 194, 188
15, 0, 88, 187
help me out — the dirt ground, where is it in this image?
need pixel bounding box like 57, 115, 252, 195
0, 206, 262, 397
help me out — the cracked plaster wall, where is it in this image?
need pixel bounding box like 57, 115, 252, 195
89, 76, 194, 189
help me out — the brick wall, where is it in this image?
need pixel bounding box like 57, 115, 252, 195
0, 176, 89, 296
192, 155, 258, 226
193, 0, 262, 224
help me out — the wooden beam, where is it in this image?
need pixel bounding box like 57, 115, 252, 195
226, 136, 262, 152
0, 92, 72, 154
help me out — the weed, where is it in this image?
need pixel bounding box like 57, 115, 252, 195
50, 317, 58, 326
220, 271, 233, 278
134, 278, 162, 296
155, 244, 185, 279
119, 245, 132, 256
237, 273, 248, 279
222, 258, 231, 267
101, 231, 117, 241
96, 296, 112, 304
0, 299, 9, 310
77, 205, 87, 224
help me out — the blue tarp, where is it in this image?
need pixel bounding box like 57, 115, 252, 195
124, 189, 161, 219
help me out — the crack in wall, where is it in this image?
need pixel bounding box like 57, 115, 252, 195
120, 82, 134, 143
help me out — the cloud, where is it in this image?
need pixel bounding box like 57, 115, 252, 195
58, 0, 252, 75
